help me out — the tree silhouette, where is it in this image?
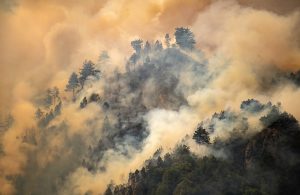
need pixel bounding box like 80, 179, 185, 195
193, 126, 210, 144
65, 72, 79, 101
174, 27, 196, 50
165, 33, 171, 48
79, 60, 100, 87
131, 39, 143, 54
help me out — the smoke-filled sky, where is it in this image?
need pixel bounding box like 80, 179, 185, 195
1, 0, 300, 194
0, 0, 300, 112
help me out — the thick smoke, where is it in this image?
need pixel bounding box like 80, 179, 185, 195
0, 0, 214, 112
0, 0, 300, 194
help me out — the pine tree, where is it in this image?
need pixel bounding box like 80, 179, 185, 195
129, 53, 139, 65
131, 39, 143, 54
193, 126, 210, 144
79, 60, 101, 87
165, 33, 171, 48
144, 41, 151, 54
174, 27, 196, 50
66, 72, 79, 101
154, 40, 163, 52
44, 87, 60, 108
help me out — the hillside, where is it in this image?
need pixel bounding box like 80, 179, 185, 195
105, 100, 300, 195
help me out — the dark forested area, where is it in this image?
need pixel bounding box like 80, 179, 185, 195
105, 100, 300, 195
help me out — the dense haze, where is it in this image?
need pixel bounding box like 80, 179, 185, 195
0, 0, 300, 194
